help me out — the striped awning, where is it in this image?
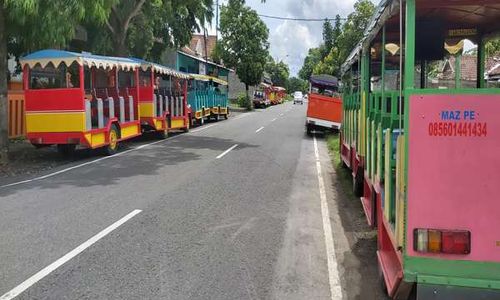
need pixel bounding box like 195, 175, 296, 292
21, 49, 139, 71
190, 74, 228, 86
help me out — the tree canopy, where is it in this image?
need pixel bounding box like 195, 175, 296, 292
87, 0, 214, 59
216, 0, 269, 109
299, 0, 375, 79
265, 56, 290, 88
1, 0, 111, 156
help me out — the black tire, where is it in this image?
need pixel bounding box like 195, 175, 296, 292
155, 129, 168, 139
184, 116, 191, 133
306, 124, 313, 136
353, 168, 364, 197
33, 144, 49, 149
57, 144, 76, 157
104, 124, 120, 156
223, 108, 229, 119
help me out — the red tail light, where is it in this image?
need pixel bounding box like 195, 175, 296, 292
441, 230, 471, 254
414, 228, 471, 255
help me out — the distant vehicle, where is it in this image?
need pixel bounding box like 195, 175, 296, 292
253, 90, 269, 108
293, 91, 303, 104
305, 74, 342, 135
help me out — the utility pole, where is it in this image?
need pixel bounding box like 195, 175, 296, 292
215, 0, 219, 41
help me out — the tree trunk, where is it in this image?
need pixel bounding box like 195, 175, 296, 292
0, 1, 9, 161
113, 31, 128, 57
245, 84, 252, 111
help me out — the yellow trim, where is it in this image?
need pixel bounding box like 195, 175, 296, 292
212, 107, 219, 114
91, 132, 106, 148
26, 112, 86, 133
139, 103, 154, 118
121, 124, 139, 139
171, 119, 185, 129
155, 120, 164, 130
220, 107, 227, 114
84, 133, 92, 145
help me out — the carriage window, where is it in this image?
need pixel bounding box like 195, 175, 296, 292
95, 69, 115, 88
139, 70, 151, 87
118, 70, 135, 88
30, 62, 80, 89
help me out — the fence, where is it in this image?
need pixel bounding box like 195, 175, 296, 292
7, 90, 25, 138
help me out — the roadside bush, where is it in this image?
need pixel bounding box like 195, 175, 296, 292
237, 92, 248, 108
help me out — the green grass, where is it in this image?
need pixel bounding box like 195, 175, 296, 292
325, 133, 355, 198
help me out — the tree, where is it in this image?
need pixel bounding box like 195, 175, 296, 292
322, 19, 335, 59
301, 0, 374, 79
93, 0, 214, 58
0, 0, 110, 158
217, 0, 269, 110
287, 77, 308, 93
299, 47, 323, 81
265, 57, 289, 88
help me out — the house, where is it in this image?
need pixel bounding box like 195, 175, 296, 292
161, 34, 258, 100
433, 55, 498, 88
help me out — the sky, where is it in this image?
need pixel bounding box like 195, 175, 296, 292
210, 0, 379, 76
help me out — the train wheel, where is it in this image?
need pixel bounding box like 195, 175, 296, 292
104, 125, 119, 156
353, 168, 364, 197
155, 128, 168, 140
184, 116, 191, 133
57, 144, 76, 157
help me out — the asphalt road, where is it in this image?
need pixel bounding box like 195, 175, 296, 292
0, 102, 385, 300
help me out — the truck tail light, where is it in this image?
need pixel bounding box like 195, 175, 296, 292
414, 228, 470, 255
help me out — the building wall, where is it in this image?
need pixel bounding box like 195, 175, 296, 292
228, 71, 257, 100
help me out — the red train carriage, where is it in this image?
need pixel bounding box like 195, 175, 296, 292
135, 60, 191, 138
21, 50, 142, 155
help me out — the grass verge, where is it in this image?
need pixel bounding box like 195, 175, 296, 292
325, 133, 355, 199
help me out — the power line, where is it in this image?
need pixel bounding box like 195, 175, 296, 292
257, 14, 347, 22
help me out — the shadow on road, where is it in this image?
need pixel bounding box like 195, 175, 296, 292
0, 134, 258, 197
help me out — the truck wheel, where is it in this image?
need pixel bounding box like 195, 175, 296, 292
104, 125, 119, 156
57, 144, 76, 157
306, 124, 313, 136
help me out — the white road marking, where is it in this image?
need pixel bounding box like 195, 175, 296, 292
0, 209, 142, 300
313, 136, 343, 299
190, 123, 218, 133
271, 118, 277, 122
279, 113, 284, 116
216, 144, 238, 159
0, 112, 254, 190
255, 126, 265, 133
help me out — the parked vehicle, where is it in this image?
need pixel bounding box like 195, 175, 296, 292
20, 50, 230, 156
293, 91, 303, 104
21, 50, 143, 155
188, 74, 229, 125
305, 74, 342, 135
274, 86, 286, 104
340, 0, 500, 299
253, 90, 269, 108
135, 59, 190, 138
